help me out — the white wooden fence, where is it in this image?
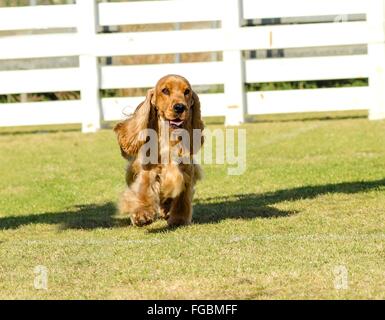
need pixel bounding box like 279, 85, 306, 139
0, 0, 384, 132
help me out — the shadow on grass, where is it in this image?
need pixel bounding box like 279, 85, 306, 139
151, 178, 385, 232
0, 178, 384, 231
0, 203, 130, 231
194, 178, 385, 222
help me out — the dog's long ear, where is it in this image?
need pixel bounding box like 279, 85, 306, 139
190, 90, 204, 154
114, 88, 156, 158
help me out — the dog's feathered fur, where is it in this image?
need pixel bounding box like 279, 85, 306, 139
114, 75, 204, 227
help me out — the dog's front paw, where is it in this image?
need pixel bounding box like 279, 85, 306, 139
167, 216, 191, 227
159, 199, 172, 220
130, 210, 155, 227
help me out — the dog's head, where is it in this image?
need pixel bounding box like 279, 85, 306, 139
114, 74, 204, 158
153, 74, 197, 130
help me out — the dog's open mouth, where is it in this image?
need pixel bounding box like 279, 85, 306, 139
169, 119, 184, 129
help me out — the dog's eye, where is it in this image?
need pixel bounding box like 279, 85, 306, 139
184, 89, 190, 96
162, 88, 170, 95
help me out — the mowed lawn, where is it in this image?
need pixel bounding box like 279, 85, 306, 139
0, 112, 384, 299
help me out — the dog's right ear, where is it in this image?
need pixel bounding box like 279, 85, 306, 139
114, 88, 156, 158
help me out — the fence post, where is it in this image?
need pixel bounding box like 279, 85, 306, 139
368, 0, 385, 120
222, 0, 246, 126
77, 0, 102, 133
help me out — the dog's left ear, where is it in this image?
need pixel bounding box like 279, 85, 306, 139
191, 90, 204, 152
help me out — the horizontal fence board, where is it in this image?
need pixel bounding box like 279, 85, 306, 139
247, 87, 369, 115
0, 87, 369, 127
0, 68, 80, 95
102, 87, 368, 121
94, 22, 369, 57
0, 5, 77, 31
245, 55, 369, 83
101, 62, 224, 89
102, 56, 370, 90
199, 94, 227, 117
94, 29, 222, 56
99, 0, 223, 26
0, 100, 82, 127
102, 93, 226, 121
0, 22, 369, 60
102, 97, 142, 121
243, 0, 368, 20
237, 22, 369, 50
0, 34, 79, 60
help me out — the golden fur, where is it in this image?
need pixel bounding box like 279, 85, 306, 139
114, 75, 204, 227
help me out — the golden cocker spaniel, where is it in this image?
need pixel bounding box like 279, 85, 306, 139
114, 75, 204, 227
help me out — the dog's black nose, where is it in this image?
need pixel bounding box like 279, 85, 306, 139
173, 103, 186, 114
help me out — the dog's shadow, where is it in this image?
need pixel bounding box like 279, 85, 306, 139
0, 203, 130, 231
0, 178, 384, 232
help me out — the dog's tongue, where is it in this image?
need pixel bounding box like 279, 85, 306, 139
170, 119, 184, 127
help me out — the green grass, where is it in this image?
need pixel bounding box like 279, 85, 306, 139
0, 112, 385, 300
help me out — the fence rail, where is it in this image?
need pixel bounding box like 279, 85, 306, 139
0, 0, 384, 131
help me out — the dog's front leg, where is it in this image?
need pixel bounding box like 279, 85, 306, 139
167, 182, 193, 227
118, 170, 160, 227
160, 164, 185, 199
